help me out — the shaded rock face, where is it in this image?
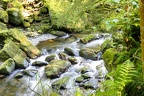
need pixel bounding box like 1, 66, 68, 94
45, 60, 71, 78
32, 61, 47, 66
0, 41, 29, 68
79, 48, 98, 60
0, 58, 15, 75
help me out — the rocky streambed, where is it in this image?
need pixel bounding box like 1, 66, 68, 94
0, 33, 109, 96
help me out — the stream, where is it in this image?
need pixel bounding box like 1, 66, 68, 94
0, 33, 109, 96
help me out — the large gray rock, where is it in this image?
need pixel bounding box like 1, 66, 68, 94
0, 41, 29, 68
0, 58, 15, 75
79, 48, 98, 60
45, 60, 71, 78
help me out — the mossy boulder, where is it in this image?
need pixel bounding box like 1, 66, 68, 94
79, 48, 98, 60
75, 76, 84, 83
45, 54, 56, 62
101, 38, 114, 52
0, 22, 7, 30
45, 60, 71, 78
79, 34, 96, 44
7, 8, 24, 25
50, 31, 66, 37
52, 76, 71, 89
102, 48, 119, 71
0, 41, 29, 68
0, 29, 40, 58
0, 9, 8, 23
58, 52, 67, 60
0, 58, 15, 75
64, 47, 75, 56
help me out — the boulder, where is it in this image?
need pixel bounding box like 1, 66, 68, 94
79, 48, 97, 60
45, 60, 71, 78
0, 9, 8, 23
0, 58, 15, 75
0, 29, 40, 58
52, 76, 71, 89
32, 61, 47, 66
45, 54, 56, 62
75, 76, 84, 83
0, 41, 29, 68
7, 8, 24, 25
64, 47, 75, 56
79, 34, 96, 44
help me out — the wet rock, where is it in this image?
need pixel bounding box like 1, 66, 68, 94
79, 48, 98, 60
64, 47, 75, 56
58, 52, 67, 60
23, 69, 38, 77
0, 29, 40, 58
45, 54, 56, 62
81, 78, 98, 89
45, 60, 71, 78
0, 58, 15, 75
52, 76, 71, 89
80, 65, 92, 74
7, 8, 24, 25
0, 9, 8, 23
75, 76, 84, 83
50, 31, 66, 37
67, 57, 77, 64
0, 41, 29, 68
15, 72, 23, 78
101, 38, 114, 52
81, 72, 94, 79
32, 61, 47, 66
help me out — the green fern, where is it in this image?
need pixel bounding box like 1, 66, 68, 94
96, 60, 137, 96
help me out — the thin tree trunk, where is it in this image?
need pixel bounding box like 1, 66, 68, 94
139, 0, 144, 80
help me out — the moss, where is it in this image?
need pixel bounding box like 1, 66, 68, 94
79, 34, 96, 44
0, 9, 9, 23
0, 22, 7, 30
101, 38, 114, 52
102, 48, 119, 71
23, 21, 30, 27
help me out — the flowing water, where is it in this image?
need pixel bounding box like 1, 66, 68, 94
0, 33, 109, 96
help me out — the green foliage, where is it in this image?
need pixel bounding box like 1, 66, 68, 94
96, 60, 137, 96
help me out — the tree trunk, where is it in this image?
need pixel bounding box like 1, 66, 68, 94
139, 0, 144, 80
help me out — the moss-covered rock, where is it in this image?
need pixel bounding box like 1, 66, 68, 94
23, 21, 30, 27
45, 54, 56, 62
79, 34, 96, 44
101, 38, 114, 52
0, 22, 7, 30
58, 52, 67, 60
45, 60, 71, 78
79, 48, 97, 60
102, 48, 119, 71
0, 29, 40, 58
50, 31, 66, 37
0, 58, 15, 75
75, 76, 84, 83
7, 8, 24, 25
0, 41, 29, 68
67, 57, 77, 64
64, 47, 75, 56
52, 76, 71, 89
0, 9, 8, 23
